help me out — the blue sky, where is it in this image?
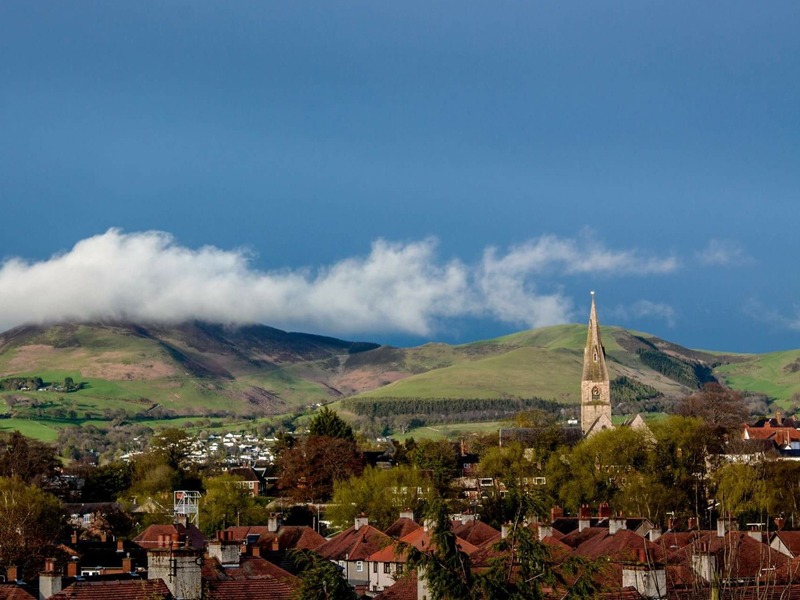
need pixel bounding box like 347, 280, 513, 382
0, 2, 798, 352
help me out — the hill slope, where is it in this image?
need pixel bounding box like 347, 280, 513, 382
0, 321, 379, 421
0, 321, 798, 439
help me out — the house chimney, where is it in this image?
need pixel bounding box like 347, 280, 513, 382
748, 524, 763, 541
399, 509, 415, 521
550, 505, 564, 524
207, 539, 240, 567
691, 543, 717, 583
776, 410, 784, 425
609, 514, 627, 535
66, 560, 79, 578
775, 516, 786, 531
537, 524, 553, 541
100, 532, 107, 543
501, 523, 511, 539
122, 556, 135, 573
667, 517, 676, 531
268, 513, 282, 533
648, 528, 662, 542
622, 560, 667, 599
687, 517, 698, 530
598, 502, 611, 518
355, 514, 369, 531
578, 504, 592, 532
39, 559, 63, 600
717, 516, 737, 538
70, 531, 78, 545
251, 546, 261, 558
147, 547, 203, 600
116, 539, 125, 553
7, 567, 18, 583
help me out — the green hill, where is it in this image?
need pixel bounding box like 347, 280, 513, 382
0, 320, 798, 441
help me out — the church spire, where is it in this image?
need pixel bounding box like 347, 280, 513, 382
580, 291, 612, 435
582, 291, 608, 383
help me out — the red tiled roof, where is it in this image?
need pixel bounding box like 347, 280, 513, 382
574, 529, 666, 563
205, 578, 294, 600
223, 526, 273, 542
560, 526, 607, 548
223, 556, 299, 586
255, 526, 326, 552
451, 520, 501, 547
772, 531, 800, 556
368, 526, 479, 564
316, 524, 391, 561
49, 579, 172, 600
132, 523, 206, 550
384, 517, 421, 539
667, 532, 789, 580
373, 573, 418, 600
0, 585, 36, 600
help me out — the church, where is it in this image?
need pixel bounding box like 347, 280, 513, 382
580, 292, 649, 437
580, 292, 614, 435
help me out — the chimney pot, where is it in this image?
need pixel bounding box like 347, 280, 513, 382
550, 505, 564, 523
66, 560, 79, 578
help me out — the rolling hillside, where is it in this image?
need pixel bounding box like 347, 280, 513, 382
0, 320, 798, 440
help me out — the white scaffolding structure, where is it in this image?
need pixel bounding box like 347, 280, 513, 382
173, 490, 201, 527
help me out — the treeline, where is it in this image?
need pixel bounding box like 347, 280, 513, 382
0, 376, 80, 392
0, 376, 44, 391
610, 376, 672, 413
343, 396, 561, 419
637, 349, 716, 388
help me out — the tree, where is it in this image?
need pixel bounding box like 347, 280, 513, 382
289, 549, 358, 600
405, 501, 474, 600
148, 428, 192, 470
201, 473, 259, 536
546, 427, 652, 511
0, 477, 67, 577
327, 465, 435, 530
81, 461, 134, 502
0, 431, 59, 487
477, 443, 550, 528
409, 439, 458, 494
309, 407, 354, 441
677, 383, 748, 435
277, 435, 362, 502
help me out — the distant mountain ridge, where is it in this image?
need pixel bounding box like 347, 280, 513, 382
0, 321, 797, 430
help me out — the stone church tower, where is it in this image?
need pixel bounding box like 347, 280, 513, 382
581, 292, 613, 435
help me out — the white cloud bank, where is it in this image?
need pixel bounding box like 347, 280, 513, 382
0, 229, 678, 336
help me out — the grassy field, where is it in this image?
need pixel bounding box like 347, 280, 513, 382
715, 349, 800, 405
390, 421, 507, 441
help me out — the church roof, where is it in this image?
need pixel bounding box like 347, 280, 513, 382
582, 292, 609, 383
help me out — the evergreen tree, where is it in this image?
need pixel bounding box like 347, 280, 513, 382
309, 407, 354, 441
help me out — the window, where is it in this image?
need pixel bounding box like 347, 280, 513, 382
356, 561, 363, 573
384, 563, 391, 574
373, 562, 378, 573
396, 564, 404, 575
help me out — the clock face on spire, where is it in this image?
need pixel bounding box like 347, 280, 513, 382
591, 385, 600, 400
